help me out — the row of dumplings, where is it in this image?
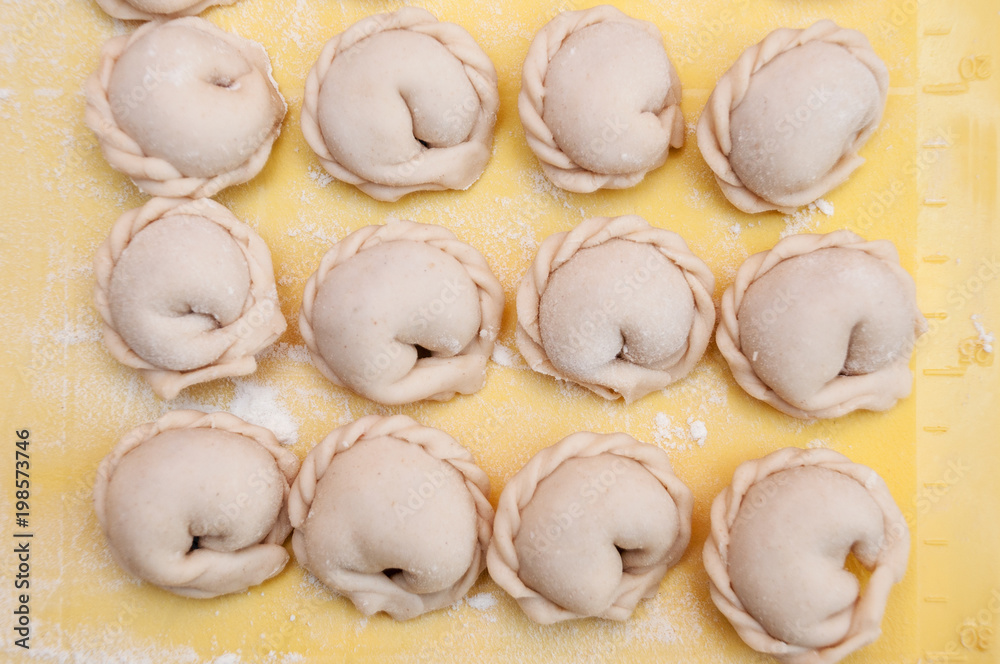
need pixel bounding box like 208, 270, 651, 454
95, 197, 925, 420
85, 5, 889, 212
96, 408, 909, 663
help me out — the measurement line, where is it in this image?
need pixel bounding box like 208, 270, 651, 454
923, 367, 966, 376
923, 82, 970, 95
923, 26, 952, 36
922, 312, 948, 320
922, 254, 950, 263
923, 426, 949, 433
922, 198, 949, 207
924, 539, 949, 546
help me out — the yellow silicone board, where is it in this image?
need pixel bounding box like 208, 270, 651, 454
0, 0, 996, 662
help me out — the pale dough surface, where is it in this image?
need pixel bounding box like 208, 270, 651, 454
95, 0, 236, 21
716, 230, 926, 419
487, 431, 692, 624
299, 219, 504, 405
517, 215, 715, 402
519, 5, 684, 192
288, 414, 493, 620
301, 7, 499, 201
703, 447, 910, 664
85, 17, 286, 198
697, 20, 888, 213
93, 197, 286, 400
93, 410, 300, 598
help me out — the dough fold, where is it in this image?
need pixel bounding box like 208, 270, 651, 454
517, 215, 715, 402
288, 414, 493, 620
519, 5, 684, 192
95, 0, 236, 21
93, 409, 300, 598
299, 219, 504, 405
487, 431, 692, 623
85, 17, 286, 198
716, 229, 926, 419
93, 197, 286, 400
703, 446, 910, 664
697, 20, 888, 213
301, 7, 499, 201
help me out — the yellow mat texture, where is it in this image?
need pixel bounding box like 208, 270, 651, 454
0, 0, 997, 662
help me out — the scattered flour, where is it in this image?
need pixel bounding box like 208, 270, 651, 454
210, 655, 240, 664
780, 206, 819, 238
259, 341, 312, 364
490, 342, 521, 368
972, 314, 994, 353
687, 417, 708, 446
814, 198, 835, 216
229, 381, 300, 445
653, 413, 686, 446
306, 166, 334, 188
466, 592, 498, 612
806, 438, 828, 449
167, 379, 300, 445
34, 87, 64, 98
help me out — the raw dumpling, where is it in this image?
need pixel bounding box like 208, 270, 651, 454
519, 5, 684, 192
716, 230, 926, 419
95, 0, 236, 21
697, 20, 888, 213
85, 17, 286, 198
301, 7, 499, 201
93, 410, 300, 598
488, 431, 692, 624
288, 414, 493, 620
93, 197, 286, 400
517, 215, 715, 402
299, 219, 504, 405
703, 447, 910, 663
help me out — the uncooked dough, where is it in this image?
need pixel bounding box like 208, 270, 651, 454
301, 7, 499, 201
487, 431, 692, 624
85, 17, 286, 198
299, 219, 504, 405
703, 446, 910, 663
716, 230, 926, 419
93, 197, 286, 400
95, 0, 236, 21
288, 414, 493, 620
697, 20, 888, 213
93, 410, 300, 598
517, 215, 715, 402
519, 5, 684, 192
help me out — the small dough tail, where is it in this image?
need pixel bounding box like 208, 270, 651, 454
162, 544, 289, 598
